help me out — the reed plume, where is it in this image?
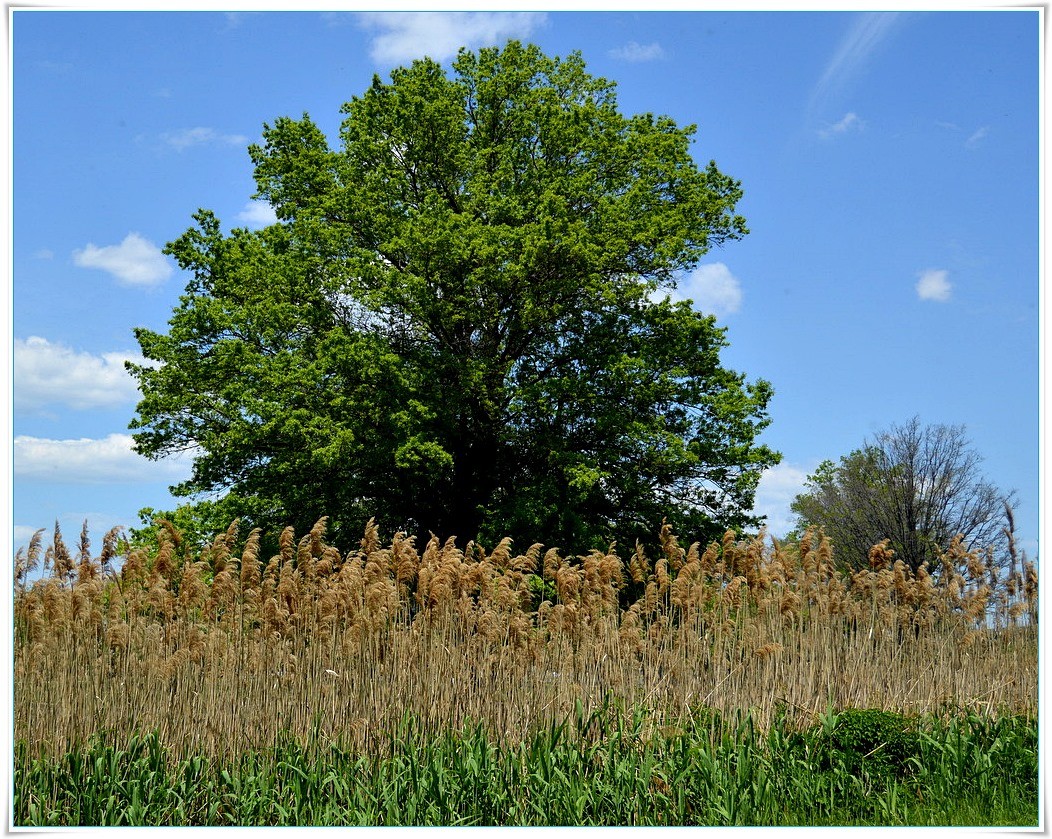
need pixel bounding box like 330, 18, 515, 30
12, 516, 1037, 766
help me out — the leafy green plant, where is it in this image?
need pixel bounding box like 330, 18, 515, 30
810, 708, 919, 784
13, 707, 1037, 827
525, 573, 557, 610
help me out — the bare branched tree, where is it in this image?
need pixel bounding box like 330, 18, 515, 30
791, 417, 1016, 575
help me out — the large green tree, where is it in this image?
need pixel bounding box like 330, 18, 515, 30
129, 41, 779, 551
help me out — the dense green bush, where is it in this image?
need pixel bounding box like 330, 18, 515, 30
810, 708, 919, 783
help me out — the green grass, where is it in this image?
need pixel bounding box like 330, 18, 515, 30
14, 702, 1038, 827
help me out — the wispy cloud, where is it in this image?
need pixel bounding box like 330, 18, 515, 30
160, 126, 248, 152
608, 41, 665, 62
916, 268, 952, 302
14, 337, 146, 413
36, 59, 73, 73
809, 12, 902, 116
938, 121, 991, 149
72, 232, 172, 287
818, 111, 863, 139
224, 12, 255, 29
236, 200, 278, 228
355, 12, 547, 65
965, 126, 989, 149
751, 461, 813, 538
14, 434, 194, 484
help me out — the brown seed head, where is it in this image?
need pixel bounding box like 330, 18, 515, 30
106, 621, 130, 650
868, 539, 893, 571
543, 548, 562, 581
153, 535, 176, 584
655, 558, 670, 594
278, 526, 296, 565
1023, 560, 1038, 605
359, 518, 380, 556
51, 521, 73, 583
308, 517, 328, 556
963, 585, 991, 624
489, 537, 514, 571
512, 543, 543, 576
816, 534, 835, 579
779, 590, 801, 619
99, 526, 122, 573
700, 542, 720, 576
179, 560, 208, 614
240, 528, 262, 591
965, 549, 986, 583
723, 575, 747, 608
556, 563, 581, 605
394, 532, 422, 587
798, 530, 813, 563
659, 521, 686, 574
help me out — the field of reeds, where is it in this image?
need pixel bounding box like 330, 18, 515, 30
13, 517, 1039, 825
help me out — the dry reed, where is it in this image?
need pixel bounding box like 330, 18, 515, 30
13, 517, 1038, 763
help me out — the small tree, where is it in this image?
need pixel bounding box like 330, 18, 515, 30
791, 417, 1016, 574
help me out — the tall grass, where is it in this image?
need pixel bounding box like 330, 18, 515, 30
14, 517, 1037, 766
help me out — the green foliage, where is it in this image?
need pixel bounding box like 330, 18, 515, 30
809, 708, 918, 783
524, 573, 557, 610
127, 40, 778, 553
15, 708, 1037, 827
130, 497, 243, 555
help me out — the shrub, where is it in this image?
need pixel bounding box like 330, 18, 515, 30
811, 708, 919, 783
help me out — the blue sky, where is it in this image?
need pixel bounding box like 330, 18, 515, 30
8, 7, 1042, 563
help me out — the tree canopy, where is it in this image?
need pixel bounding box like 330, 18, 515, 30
128, 40, 779, 552
790, 417, 1015, 574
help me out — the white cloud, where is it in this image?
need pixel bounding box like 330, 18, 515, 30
356, 12, 547, 65
818, 111, 862, 139
236, 200, 278, 228
916, 268, 952, 302
965, 126, 989, 149
14, 336, 147, 413
72, 232, 172, 287
14, 434, 194, 484
34, 248, 54, 260
608, 41, 665, 62
160, 126, 248, 151
673, 262, 743, 316
751, 462, 813, 538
